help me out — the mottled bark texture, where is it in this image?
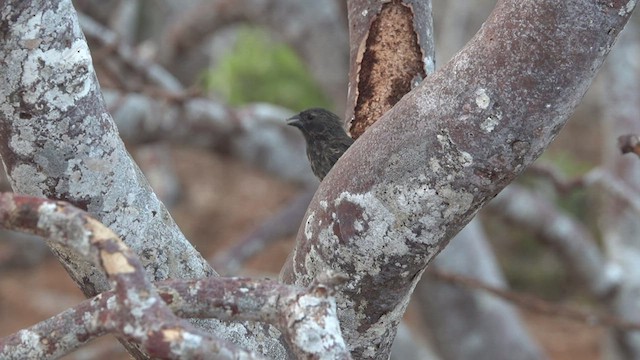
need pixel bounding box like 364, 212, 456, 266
419, 1, 543, 357
0, 193, 260, 360
281, 0, 635, 358
0, 0, 211, 295
0, 1, 287, 358
346, 0, 434, 138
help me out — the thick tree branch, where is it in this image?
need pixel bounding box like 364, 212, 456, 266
281, 1, 635, 358
2, 270, 350, 360
0, 2, 287, 358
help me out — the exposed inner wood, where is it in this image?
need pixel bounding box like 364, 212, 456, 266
351, 1, 425, 139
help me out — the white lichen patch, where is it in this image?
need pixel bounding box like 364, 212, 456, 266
475, 88, 490, 109
429, 157, 442, 173
434, 131, 474, 170
22, 39, 94, 112
438, 186, 474, 220
480, 115, 500, 133
17, 330, 45, 358
327, 179, 447, 277
127, 289, 158, 319
293, 296, 344, 355
304, 243, 334, 280
305, 211, 316, 239
36, 201, 58, 222
178, 331, 203, 350
9, 127, 36, 156
619, 0, 636, 15
335, 191, 408, 251
458, 151, 473, 167
424, 56, 436, 74
10, 164, 47, 196
353, 219, 364, 232
436, 134, 449, 147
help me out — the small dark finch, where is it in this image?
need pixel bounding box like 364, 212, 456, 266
287, 108, 354, 180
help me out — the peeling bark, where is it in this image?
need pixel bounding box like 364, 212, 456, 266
346, 0, 434, 137
281, 1, 635, 358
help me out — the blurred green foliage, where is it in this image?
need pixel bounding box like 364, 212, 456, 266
202, 27, 331, 111
540, 150, 593, 178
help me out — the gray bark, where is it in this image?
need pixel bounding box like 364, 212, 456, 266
281, 1, 635, 358
0, 1, 286, 358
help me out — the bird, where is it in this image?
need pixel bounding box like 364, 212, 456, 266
286, 108, 354, 181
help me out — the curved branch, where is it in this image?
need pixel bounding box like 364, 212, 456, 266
1, 269, 351, 360
281, 1, 635, 358
0, 2, 287, 357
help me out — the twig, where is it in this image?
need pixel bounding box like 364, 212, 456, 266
618, 134, 640, 157
527, 164, 640, 215
0, 193, 261, 360
429, 269, 640, 332
0, 193, 351, 359
79, 13, 183, 92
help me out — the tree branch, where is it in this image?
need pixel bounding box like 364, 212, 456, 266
0, 2, 287, 357
0, 193, 260, 360
281, 1, 635, 358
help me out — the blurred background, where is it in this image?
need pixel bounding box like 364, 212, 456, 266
1, 1, 639, 359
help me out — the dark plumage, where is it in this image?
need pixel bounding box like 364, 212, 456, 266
287, 108, 354, 180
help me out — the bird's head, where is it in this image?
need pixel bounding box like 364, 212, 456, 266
286, 108, 344, 136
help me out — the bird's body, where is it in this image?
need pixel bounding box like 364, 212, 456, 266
287, 108, 354, 180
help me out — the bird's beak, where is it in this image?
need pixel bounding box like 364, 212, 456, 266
286, 114, 302, 128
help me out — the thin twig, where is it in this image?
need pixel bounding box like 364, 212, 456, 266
429, 269, 640, 332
